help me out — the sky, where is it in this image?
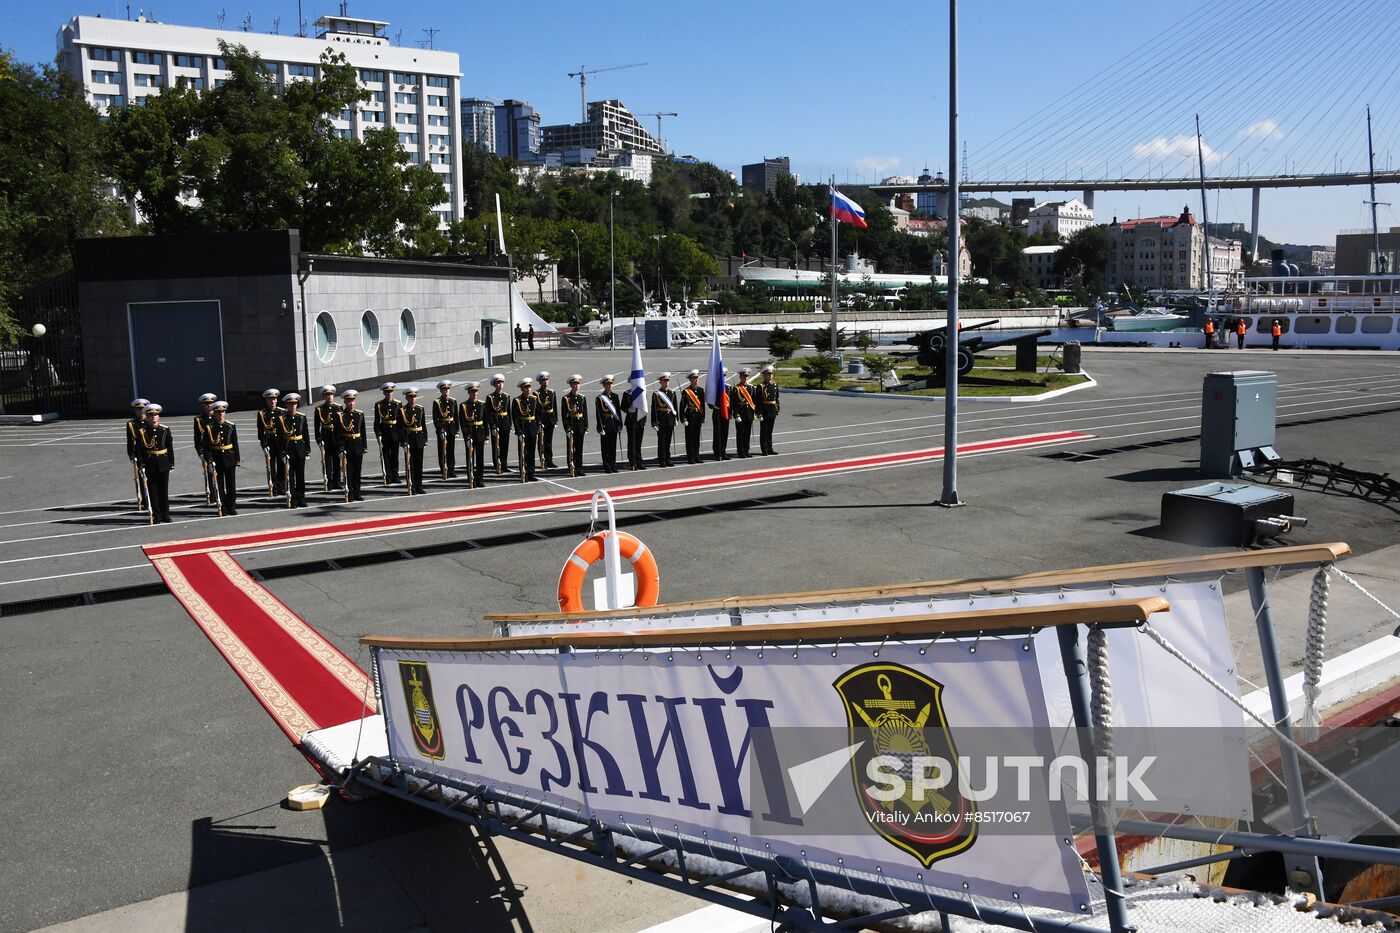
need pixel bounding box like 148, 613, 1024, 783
7, 0, 1399, 247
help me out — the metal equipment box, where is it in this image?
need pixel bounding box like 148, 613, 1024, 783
643, 318, 673, 350
1200, 371, 1279, 477
1160, 482, 1296, 547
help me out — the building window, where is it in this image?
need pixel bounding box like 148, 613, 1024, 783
91, 70, 120, 84
359, 68, 384, 82
428, 133, 449, 147
473, 329, 482, 346
399, 308, 417, 351
395, 113, 417, 125
315, 312, 337, 362
212, 56, 228, 70
429, 152, 451, 165
435, 210, 452, 224
89, 48, 120, 62
427, 94, 447, 107
180, 76, 206, 90
398, 132, 419, 145
94, 94, 125, 108
394, 92, 418, 105
173, 54, 204, 68
1360, 315, 1394, 334
361, 310, 380, 355
339, 108, 352, 121
134, 73, 163, 87
362, 110, 384, 123
214, 78, 228, 89
369, 90, 385, 103
427, 114, 449, 126
260, 62, 279, 76
288, 63, 316, 78
131, 51, 163, 65
393, 72, 417, 85
426, 75, 449, 88
406, 152, 422, 164
333, 127, 352, 140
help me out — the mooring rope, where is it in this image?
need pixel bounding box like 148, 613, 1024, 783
1086, 624, 1117, 832
1138, 623, 1400, 836
1299, 567, 1331, 742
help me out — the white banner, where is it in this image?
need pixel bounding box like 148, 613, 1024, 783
376, 636, 1091, 913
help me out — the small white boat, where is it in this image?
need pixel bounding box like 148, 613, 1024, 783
1107, 307, 1190, 332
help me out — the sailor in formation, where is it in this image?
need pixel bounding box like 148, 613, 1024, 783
458, 381, 488, 486
257, 388, 285, 495
621, 375, 647, 471
127, 398, 150, 510
314, 385, 343, 491
709, 367, 731, 461
137, 403, 175, 523
486, 374, 512, 474
756, 364, 781, 456
193, 393, 217, 503
400, 387, 429, 494
651, 372, 678, 468
561, 374, 588, 476
535, 371, 558, 469
595, 374, 622, 473
512, 377, 541, 481
337, 389, 368, 501
432, 380, 458, 479
679, 371, 705, 464
373, 382, 403, 485
204, 401, 240, 515
278, 393, 311, 507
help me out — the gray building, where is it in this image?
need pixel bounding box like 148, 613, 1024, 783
494, 99, 541, 161
76, 230, 514, 414
741, 156, 791, 196
539, 100, 661, 155
1335, 226, 1399, 275
461, 97, 496, 151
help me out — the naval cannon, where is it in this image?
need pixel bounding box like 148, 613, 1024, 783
911, 319, 1053, 379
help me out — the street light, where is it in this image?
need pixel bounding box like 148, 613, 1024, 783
609, 189, 619, 349
568, 228, 582, 326
650, 234, 667, 313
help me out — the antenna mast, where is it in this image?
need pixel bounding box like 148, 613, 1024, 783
1366, 106, 1390, 273
1195, 114, 1212, 298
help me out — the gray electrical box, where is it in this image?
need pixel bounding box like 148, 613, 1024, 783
644, 318, 673, 350
1200, 371, 1280, 477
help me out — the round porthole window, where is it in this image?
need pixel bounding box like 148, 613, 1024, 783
400, 308, 416, 351
315, 311, 337, 363
361, 309, 379, 355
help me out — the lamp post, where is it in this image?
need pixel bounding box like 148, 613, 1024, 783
568, 228, 582, 326
940, 0, 962, 507
651, 234, 667, 313
609, 189, 619, 349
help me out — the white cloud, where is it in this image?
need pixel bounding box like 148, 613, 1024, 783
1240, 118, 1285, 140
852, 156, 903, 177
1132, 135, 1220, 164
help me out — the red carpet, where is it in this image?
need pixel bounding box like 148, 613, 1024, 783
143, 431, 1090, 745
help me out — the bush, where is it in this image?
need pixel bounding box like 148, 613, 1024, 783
800, 354, 842, 388
853, 330, 877, 352
863, 353, 898, 386
813, 326, 848, 353
767, 326, 801, 360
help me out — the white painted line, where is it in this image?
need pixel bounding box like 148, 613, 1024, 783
0, 563, 154, 587
72, 459, 114, 468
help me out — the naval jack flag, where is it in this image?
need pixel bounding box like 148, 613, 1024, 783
627, 328, 649, 422
705, 327, 729, 419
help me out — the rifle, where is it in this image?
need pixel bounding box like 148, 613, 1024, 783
284, 453, 293, 508
138, 464, 154, 526
207, 458, 223, 517
438, 432, 448, 480
319, 442, 328, 492
566, 430, 575, 478
262, 446, 274, 498
492, 423, 502, 474
378, 438, 388, 486
517, 434, 526, 483
131, 458, 146, 513
202, 453, 214, 505
464, 432, 475, 490
405, 444, 415, 496
340, 450, 350, 503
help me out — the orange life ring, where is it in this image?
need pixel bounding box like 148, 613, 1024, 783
557, 531, 660, 612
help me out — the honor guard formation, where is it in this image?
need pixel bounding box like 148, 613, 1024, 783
123, 366, 779, 521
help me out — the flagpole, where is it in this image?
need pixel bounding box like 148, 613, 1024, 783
829, 175, 839, 352
939, 0, 962, 507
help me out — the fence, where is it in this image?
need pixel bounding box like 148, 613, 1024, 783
1, 271, 86, 417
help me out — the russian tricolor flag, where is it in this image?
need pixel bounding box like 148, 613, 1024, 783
830, 188, 868, 228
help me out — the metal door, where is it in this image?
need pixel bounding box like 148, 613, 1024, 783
128, 301, 225, 415
482, 321, 494, 368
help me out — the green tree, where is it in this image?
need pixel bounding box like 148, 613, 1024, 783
0, 53, 131, 339
103, 42, 444, 254
1054, 224, 1111, 302
863, 353, 898, 388
800, 354, 841, 388
813, 326, 848, 353
767, 325, 801, 360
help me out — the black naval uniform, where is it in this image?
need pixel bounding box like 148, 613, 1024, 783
651, 386, 678, 467
679, 383, 705, 464
622, 388, 647, 470
374, 396, 403, 484
126, 413, 149, 508
433, 394, 458, 478
192, 408, 214, 480
537, 385, 558, 469
400, 401, 428, 493
511, 394, 541, 481
337, 407, 368, 500
138, 421, 175, 522
487, 387, 512, 473
203, 419, 241, 514
458, 396, 488, 485
731, 381, 758, 458
278, 410, 311, 507
314, 398, 343, 490
561, 390, 588, 475
756, 379, 781, 456
596, 388, 622, 473
709, 381, 731, 461
257, 403, 286, 494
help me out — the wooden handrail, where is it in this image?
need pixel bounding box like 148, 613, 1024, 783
484, 542, 1350, 625
363, 596, 1170, 651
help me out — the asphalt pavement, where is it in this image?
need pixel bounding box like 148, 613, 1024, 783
2, 346, 1399, 932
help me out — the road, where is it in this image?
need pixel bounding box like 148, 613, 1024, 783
3, 346, 1399, 932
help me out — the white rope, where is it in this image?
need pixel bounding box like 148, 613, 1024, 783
1327, 565, 1400, 632
1299, 567, 1330, 742
1138, 622, 1400, 835
1085, 625, 1116, 831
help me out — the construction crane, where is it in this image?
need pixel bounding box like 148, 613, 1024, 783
636, 112, 678, 153
565, 63, 647, 123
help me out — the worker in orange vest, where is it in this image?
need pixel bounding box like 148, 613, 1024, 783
1235, 317, 1247, 349
1271, 319, 1282, 351
1203, 316, 1216, 348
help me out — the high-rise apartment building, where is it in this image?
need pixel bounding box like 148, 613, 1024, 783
56, 13, 464, 225
740, 156, 790, 196
540, 100, 661, 156
494, 99, 541, 160
461, 97, 496, 151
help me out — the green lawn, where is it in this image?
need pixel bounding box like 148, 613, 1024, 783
769, 355, 1088, 397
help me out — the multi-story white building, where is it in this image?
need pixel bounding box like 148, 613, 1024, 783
1027, 198, 1093, 239
1106, 207, 1243, 291
1023, 244, 1063, 289
57, 13, 464, 225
